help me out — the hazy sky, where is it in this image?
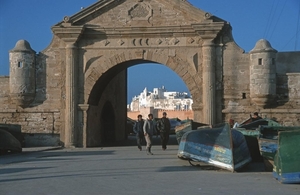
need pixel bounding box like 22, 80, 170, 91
1, 0, 299, 103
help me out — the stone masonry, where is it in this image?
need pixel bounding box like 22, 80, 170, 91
0, 0, 300, 147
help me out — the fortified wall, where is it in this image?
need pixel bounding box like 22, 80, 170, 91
0, 0, 299, 147
222, 41, 300, 125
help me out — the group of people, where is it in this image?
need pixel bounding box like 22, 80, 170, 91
134, 111, 262, 155
132, 112, 170, 155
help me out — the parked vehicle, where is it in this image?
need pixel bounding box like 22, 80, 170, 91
169, 118, 182, 134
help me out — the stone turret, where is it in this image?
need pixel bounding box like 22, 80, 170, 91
249, 39, 277, 107
9, 40, 36, 107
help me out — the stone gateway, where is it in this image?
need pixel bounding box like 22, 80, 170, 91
1, 0, 300, 147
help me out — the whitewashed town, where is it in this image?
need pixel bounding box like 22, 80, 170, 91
128, 86, 193, 112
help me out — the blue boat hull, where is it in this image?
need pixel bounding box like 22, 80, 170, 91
177, 123, 252, 172
273, 171, 300, 184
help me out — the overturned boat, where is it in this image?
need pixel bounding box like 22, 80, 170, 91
233, 118, 281, 162
0, 128, 22, 154
175, 120, 208, 144
178, 123, 252, 172
235, 118, 281, 130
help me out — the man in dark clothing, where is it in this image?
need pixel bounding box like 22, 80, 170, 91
251, 112, 262, 122
143, 113, 156, 155
133, 114, 144, 151
156, 112, 171, 150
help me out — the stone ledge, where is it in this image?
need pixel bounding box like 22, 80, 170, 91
222, 108, 300, 113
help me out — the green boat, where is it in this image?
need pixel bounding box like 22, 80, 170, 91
258, 126, 300, 172
233, 118, 281, 162
236, 118, 281, 130
273, 130, 300, 184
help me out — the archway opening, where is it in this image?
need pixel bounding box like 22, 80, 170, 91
86, 60, 194, 147
127, 63, 191, 106
126, 62, 194, 137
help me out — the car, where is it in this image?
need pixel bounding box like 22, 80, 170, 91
169, 119, 182, 134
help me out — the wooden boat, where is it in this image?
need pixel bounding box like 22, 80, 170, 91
174, 120, 207, 144
0, 124, 24, 146
177, 123, 252, 172
233, 128, 263, 162
175, 121, 191, 144
272, 130, 300, 184
257, 126, 300, 173
237, 118, 281, 130
233, 118, 280, 162
0, 128, 22, 154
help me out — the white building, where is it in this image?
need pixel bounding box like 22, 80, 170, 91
129, 86, 193, 111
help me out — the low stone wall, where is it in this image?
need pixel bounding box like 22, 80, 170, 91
127, 109, 194, 120
127, 111, 140, 120
23, 133, 61, 147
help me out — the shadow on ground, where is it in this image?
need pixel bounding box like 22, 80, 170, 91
106, 134, 178, 147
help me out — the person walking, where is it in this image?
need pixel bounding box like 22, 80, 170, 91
156, 112, 171, 150
133, 114, 144, 151
143, 113, 156, 155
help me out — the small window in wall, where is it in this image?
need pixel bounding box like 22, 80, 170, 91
242, 93, 246, 99
258, 58, 262, 65
17, 61, 23, 68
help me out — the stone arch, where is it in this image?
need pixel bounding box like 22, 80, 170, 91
50, 0, 228, 147
84, 49, 202, 109
84, 49, 202, 146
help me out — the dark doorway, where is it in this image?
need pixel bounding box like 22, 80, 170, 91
101, 101, 116, 143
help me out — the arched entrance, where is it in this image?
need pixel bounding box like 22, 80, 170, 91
85, 59, 202, 146
50, 0, 228, 147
